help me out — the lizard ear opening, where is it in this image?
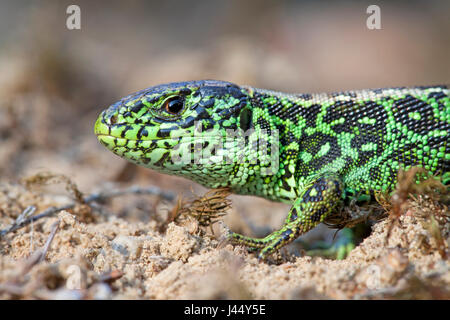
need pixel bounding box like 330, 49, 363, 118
239, 106, 252, 131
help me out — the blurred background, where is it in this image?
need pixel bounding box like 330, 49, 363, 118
0, 0, 449, 233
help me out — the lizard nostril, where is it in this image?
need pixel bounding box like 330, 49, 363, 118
110, 114, 118, 124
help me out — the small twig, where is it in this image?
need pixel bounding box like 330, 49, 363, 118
0, 204, 72, 238
170, 187, 231, 233
84, 185, 175, 202
1, 221, 60, 297
385, 167, 447, 245
0, 185, 175, 239
39, 220, 60, 262
88, 202, 114, 217
0, 206, 36, 237
21, 172, 85, 204
11, 220, 61, 282
30, 216, 34, 254
97, 270, 124, 284
14, 251, 44, 282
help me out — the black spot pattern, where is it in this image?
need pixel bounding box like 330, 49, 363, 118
392, 95, 438, 134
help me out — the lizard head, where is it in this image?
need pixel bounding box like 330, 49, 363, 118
94, 80, 258, 187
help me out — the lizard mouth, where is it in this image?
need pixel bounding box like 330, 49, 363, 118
96, 130, 231, 171
95, 114, 246, 170
95, 116, 227, 159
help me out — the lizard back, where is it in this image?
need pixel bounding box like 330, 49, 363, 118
247, 85, 449, 199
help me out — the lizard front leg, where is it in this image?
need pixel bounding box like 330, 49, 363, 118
227, 173, 344, 260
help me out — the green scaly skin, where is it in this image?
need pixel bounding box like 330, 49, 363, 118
94, 80, 449, 260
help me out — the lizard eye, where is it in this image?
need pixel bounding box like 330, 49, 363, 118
164, 96, 184, 115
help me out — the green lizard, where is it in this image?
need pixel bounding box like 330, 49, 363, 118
94, 80, 449, 260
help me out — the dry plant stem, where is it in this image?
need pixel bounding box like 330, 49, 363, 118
0, 203, 72, 238
8, 220, 60, 284
173, 187, 231, 230
21, 172, 85, 203
0, 221, 60, 298
385, 168, 447, 245
39, 220, 60, 262
0, 185, 175, 238
97, 270, 124, 284
84, 185, 175, 202
0, 205, 36, 237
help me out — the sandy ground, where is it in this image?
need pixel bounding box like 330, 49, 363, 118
0, 1, 449, 300
0, 178, 449, 299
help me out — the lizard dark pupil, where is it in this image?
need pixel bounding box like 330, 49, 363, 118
165, 98, 183, 114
